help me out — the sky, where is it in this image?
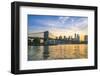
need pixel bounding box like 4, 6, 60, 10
28, 15, 88, 39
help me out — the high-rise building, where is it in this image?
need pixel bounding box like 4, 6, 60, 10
77, 34, 80, 41
56, 37, 58, 39
59, 36, 62, 39
64, 36, 66, 39
74, 33, 80, 42
84, 35, 88, 42
75, 33, 77, 39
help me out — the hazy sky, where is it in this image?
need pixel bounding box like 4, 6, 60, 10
28, 15, 88, 37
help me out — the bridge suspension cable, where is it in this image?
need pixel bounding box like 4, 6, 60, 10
28, 31, 57, 39
49, 32, 57, 39
28, 32, 44, 38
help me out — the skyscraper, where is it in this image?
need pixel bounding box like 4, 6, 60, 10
74, 33, 80, 42
77, 34, 80, 42
84, 35, 88, 42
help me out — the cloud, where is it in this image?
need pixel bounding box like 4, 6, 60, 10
70, 18, 88, 30
28, 15, 88, 36
58, 16, 70, 24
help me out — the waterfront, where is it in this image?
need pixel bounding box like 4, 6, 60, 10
28, 44, 88, 61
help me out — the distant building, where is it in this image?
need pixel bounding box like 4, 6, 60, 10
56, 37, 58, 40
48, 40, 55, 45
75, 33, 77, 39
74, 33, 80, 42
84, 35, 88, 42
59, 36, 62, 40
64, 36, 66, 39
68, 36, 71, 40
70, 36, 72, 40
77, 34, 80, 42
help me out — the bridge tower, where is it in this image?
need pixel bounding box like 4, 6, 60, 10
43, 31, 49, 59
44, 31, 49, 45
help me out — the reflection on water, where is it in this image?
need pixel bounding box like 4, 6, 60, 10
28, 44, 88, 61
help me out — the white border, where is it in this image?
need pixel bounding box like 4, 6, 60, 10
20, 6, 95, 70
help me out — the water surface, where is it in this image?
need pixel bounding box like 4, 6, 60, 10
28, 44, 88, 61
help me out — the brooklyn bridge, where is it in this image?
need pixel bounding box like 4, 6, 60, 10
28, 31, 88, 46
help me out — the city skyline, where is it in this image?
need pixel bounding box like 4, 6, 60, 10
28, 31, 88, 46
55, 33, 87, 41
28, 15, 88, 41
